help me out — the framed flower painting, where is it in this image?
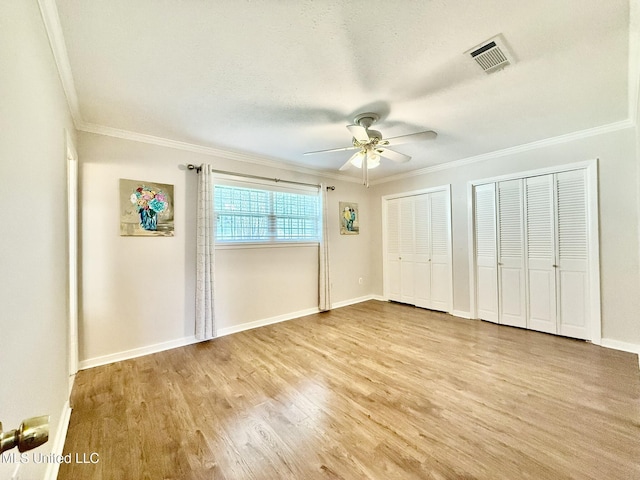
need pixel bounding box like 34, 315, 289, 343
339, 201, 359, 235
119, 179, 174, 236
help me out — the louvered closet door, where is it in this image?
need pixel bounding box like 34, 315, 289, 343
385, 198, 402, 302
556, 169, 589, 339
474, 183, 498, 322
385, 190, 452, 311
413, 194, 431, 309
399, 197, 415, 304
497, 179, 526, 328
525, 174, 557, 334
429, 190, 452, 312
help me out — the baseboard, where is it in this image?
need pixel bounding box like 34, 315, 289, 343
68, 373, 75, 397
217, 307, 320, 337
600, 338, 640, 368
79, 336, 201, 370
217, 296, 381, 337
81, 300, 640, 374
331, 294, 377, 309
43, 400, 72, 480
600, 338, 640, 354
78, 296, 384, 371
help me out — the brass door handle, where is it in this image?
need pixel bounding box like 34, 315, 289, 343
0, 416, 49, 453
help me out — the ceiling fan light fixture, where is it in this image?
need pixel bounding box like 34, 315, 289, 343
303, 111, 438, 177
350, 151, 365, 168
367, 152, 380, 169
350, 150, 380, 169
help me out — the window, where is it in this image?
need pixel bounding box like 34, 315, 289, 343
214, 184, 320, 243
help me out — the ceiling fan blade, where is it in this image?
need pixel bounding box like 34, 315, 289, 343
304, 145, 358, 155
378, 148, 411, 163
382, 130, 437, 146
347, 124, 370, 143
339, 151, 361, 171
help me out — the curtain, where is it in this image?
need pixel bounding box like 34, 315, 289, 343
319, 184, 331, 311
195, 163, 216, 340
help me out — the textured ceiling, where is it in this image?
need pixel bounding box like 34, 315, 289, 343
54, 0, 632, 181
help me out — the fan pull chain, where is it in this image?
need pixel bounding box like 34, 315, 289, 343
363, 151, 369, 187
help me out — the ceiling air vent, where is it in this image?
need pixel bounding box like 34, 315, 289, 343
466, 35, 514, 74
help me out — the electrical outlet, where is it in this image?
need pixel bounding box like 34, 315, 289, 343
358, 277, 363, 285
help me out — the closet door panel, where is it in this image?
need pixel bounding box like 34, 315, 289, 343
499, 267, 526, 326
497, 179, 526, 328
385, 199, 402, 302
399, 197, 415, 304
558, 269, 588, 336
413, 194, 431, 309
556, 169, 589, 339
474, 184, 498, 322
384, 189, 452, 313
528, 270, 555, 329
473, 167, 594, 341
477, 267, 498, 321
430, 263, 450, 311
429, 190, 451, 311
525, 175, 557, 334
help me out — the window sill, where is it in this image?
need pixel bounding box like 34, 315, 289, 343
214, 242, 319, 250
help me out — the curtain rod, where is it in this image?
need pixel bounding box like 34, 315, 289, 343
186, 164, 331, 190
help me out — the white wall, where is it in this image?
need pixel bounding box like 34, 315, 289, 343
0, 2, 76, 478
78, 132, 372, 366
369, 127, 640, 346
79, 125, 640, 364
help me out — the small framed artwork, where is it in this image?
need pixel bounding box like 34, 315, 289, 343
339, 201, 359, 235
120, 179, 174, 236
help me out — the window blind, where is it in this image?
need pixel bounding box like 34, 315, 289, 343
214, 184, 320, 243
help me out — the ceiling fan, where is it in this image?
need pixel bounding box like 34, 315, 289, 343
304, 112, 437, 186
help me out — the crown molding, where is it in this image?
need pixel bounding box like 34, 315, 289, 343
77, 122, 361, 184
40, 0, 638, 187
39, 0, 359, 185
37, 0, 83, 127
370, 119, 634, 186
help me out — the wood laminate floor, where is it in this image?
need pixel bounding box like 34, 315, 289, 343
59, 301, 640, 480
